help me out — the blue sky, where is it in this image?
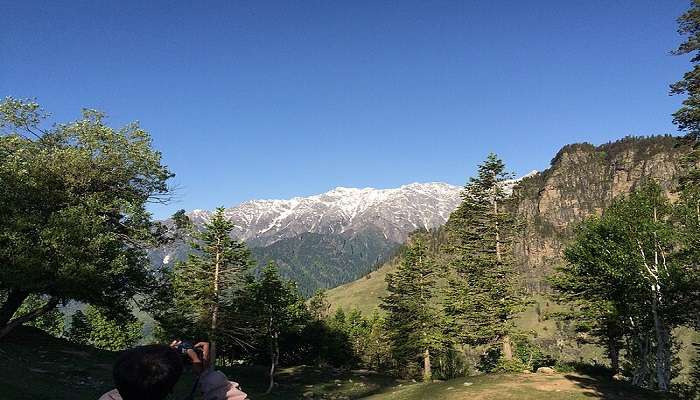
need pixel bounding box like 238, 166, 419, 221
1, 1, 692, 218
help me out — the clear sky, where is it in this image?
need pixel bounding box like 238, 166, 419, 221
1, 1, 692, 218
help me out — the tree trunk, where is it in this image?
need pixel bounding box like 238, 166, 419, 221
502, 335, 513, 361
607, 340, 620, 375
493, 196, 513, 362
652, 289, 671, 392
493, 196, 502, 264
0, 295, 59, 340
650, 206, 671, 392
0, 289, 29, 329
423, 348, 432, 382
631, 334, 650, 387
266, 332, 279, 394
210, 238, 222, 366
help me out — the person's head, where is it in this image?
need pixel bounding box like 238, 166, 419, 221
113, 344, 184, 400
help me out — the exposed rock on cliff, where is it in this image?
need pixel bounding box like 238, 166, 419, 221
512, 135, 686, 291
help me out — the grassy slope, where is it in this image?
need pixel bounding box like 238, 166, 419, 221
325, 259, 397, 315
363, 373, 672, 400
0, 326, 398, 400
325, 264, 700, 376
0, 326, 673, 400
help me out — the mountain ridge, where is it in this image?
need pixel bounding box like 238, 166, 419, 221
184, 181, 462, 247
151, 181, 464, 294
327, 135, 687, 308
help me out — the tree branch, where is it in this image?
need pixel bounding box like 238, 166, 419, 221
0, 297, 59, 339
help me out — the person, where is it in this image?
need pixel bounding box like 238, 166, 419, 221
98, 341, 247, 400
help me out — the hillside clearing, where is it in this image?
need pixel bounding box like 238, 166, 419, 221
362, 373, 672, 400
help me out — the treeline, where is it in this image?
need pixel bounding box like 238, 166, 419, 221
375, 152, 700, 394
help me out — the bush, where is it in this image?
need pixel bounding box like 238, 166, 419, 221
494, 358, 528, 373
478, 346, 502, 373
433, 347, 468, 380
478, 335, 558, 373
553, 360, 613, 377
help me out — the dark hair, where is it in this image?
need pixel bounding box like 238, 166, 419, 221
113, 344, 184, 400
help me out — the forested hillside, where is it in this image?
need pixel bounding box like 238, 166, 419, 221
328, 135, 689, 307
513, 135, 686, 291
149, 183, 462, 295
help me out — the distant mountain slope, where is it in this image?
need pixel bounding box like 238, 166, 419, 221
187, 182, 462, 246
151, 182, 463, 294
251, 228, 400, 292
327, 135, 688, 308
512, 135, 686, 291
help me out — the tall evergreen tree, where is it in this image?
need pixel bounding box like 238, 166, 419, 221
308, 289, 331, 321
381, 235, 443, 381
672, 0, 700, 142
443, 153, 524, 361
247, 262, 307, 394
170, 207, 254, 364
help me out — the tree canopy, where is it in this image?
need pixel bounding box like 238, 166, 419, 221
0, 97, 172, 337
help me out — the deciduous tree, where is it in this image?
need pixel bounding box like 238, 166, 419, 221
0, 97, 172, 339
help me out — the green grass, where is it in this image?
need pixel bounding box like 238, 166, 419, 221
0, 326, 681, 400
325, 259, 396, 315
326, 267, 699, 378
0, 325, 118, 400
362, 373, 673, 400
0, 326, 398, 400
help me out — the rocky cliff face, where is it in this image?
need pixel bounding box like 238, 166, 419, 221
512, 135, 686, 291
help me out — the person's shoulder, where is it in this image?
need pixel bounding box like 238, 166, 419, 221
200, 370, 248, 400
98, 389, 122, 400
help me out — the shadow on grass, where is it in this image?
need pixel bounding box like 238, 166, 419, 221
219, 365, 399, 399
563, 374, 674, 400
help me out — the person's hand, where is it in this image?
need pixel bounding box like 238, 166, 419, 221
169, 340, 207, 375
194, 342, 210, 370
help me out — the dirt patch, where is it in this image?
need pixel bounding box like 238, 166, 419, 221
448, 374, 605, 400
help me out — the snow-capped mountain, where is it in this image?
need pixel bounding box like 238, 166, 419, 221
186, 182, 463, 247
152, 175, 535, 294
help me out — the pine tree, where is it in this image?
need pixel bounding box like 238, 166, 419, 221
248, 262, 307, 394
671, 0, 700, 142
381, 235, 443, 381
443, 153, 524, 361
171, 207, 254, 364
308, 289, 331, 321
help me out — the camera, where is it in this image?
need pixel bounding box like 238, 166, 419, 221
175, 341, 204, 365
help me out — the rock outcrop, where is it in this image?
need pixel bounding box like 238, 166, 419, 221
511, 135, 686, 291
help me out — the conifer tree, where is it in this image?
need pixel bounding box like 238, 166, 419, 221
308, 289, 331, 321
381, 235, 443, 381
443, 153, 524, 361
247, 262, 307, 394
170, 207, 254, 364
671, 0, 700, 142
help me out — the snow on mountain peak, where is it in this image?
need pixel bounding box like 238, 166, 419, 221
182, 176, 533, 247
184, 182, 462, 246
